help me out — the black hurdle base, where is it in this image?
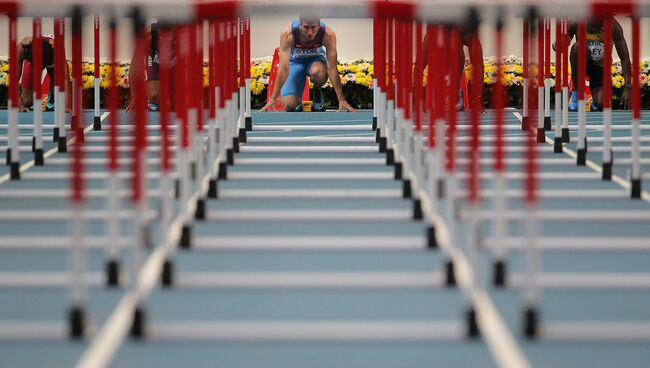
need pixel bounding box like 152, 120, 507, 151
179, 226, 192, 249
427, 226, 438, 249
445, 260, 456, 286
5, 148, 11, 166
372, 116, 377, 131
35, 149, 44, 166
631, 178, 642, 199
207, 179, 218, 198
394, 162, 403, 180
218, 162, 228, 180
195, 198, 206, 220
553, 137, 562, 153
561, 127, 570, 143
68, 305, 85, 339
385, 147, 394, 164
437, 179, 446, 199
58, 137, 67, 153
493, 260, 507, 287
543, 116, 551, 131
466, 307, 480, 338
227, 149, 234, 165
190, 162, 197, 180
232, 137, 240, 153
174, 179, 180, 199
536, 127, 545, 144
521, 116, 529, 131
162, 259, 174, 287
238, 128, 247, 143
402, 179, 412, 199
32, 137, 36, 152
245, 116, 252, 131
93, 115, 101, 131
412, 199, 423, 220
577, 149, 586, 166
523, 306, 539, 339
130, 306, 146, 339
602, 162, 612, 181
106, 259, 120, 287
10, 162, 20, 180
53, 127, 60, 142
375, 129, 381, 144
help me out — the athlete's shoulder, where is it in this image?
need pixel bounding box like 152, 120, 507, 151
323, 25, 335, 42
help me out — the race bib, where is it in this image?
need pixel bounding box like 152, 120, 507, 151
292, 47, 324, 59
587, 41, 604, 62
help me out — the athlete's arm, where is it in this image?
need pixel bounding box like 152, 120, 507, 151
260, 28, 292, 112
126, 26, 151, 112
17, 37, 32, 111
613, 19, 631, 109
322, 27, 356, 112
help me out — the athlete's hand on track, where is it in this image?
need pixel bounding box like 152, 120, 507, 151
337, 100, 356, 112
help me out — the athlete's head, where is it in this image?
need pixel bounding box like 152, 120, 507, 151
299, 14, 321, 42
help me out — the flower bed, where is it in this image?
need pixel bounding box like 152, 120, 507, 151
0, 56, 644, 110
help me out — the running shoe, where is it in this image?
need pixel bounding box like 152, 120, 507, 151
456, 90, 464, 111
568, 91, 578, 111
148, 102, 159, 111
312, 88, 325, 111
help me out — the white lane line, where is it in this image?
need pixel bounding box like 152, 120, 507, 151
218, 188, 402, 199
240, 145, 379, 153
149, 321, 464, 341
541, 322, 650, 341
463, 209, 650, 221
508, 273, 650, 289
205, 209, 413, 221
194, 236, 426, 250
484, 236, 650, 251
253, 124, 371, 131
176, 271, 445, 289
0, 188, 163, 199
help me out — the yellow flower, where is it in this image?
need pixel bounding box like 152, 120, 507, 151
82, 63, 94, 75
613, 75, 625, 88
100, 77, 111, 89
261, 61, 271, 74
337, 64, 345, 73
203, 66, 209, 87
251, 65, 263, 79
340, 76, 347, 86
1, 63, 9, 72
367, 65, 374, 75
501, 73, 514, 86
348, 64, 359, 73
82, 75, 94, 90
356, 75, 370, 87
250, 79, 265, 95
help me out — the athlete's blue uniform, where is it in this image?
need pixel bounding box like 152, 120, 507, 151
281, 20, 328, 98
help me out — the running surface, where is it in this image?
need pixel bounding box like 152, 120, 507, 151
0, 109, 649, 368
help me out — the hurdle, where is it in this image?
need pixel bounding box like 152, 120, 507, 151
1, 2, 650, 368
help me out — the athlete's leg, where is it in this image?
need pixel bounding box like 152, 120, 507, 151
281, 60, 308, 111
587, 61, 604, 110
